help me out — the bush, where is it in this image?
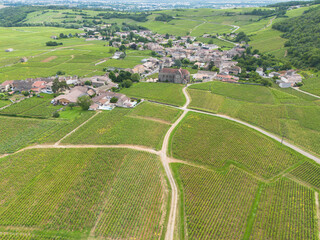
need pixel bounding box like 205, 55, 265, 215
46, 41, 63, 46
110, 97, 118, 103
52, 112, 60, 118
77, 95, 92, 110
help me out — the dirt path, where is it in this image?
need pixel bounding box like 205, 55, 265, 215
291, 87, 320, 99
128, 115, 172, 125
0, 144, 160, 159
217, 35, 236, 45
161, 85, 191, 240
54, 111, 101, 145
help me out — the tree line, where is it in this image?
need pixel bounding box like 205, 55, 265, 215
273, 6, 320, 69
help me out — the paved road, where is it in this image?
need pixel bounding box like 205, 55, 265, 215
217, 36, 236, 45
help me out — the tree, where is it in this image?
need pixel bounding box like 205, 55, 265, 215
46, 41, 63, 46
77, 95, 92, 110
168, 39, 173, 47
119, 45, 126, 52
56, 70, 65, 75
110, 97, 118, 103
211, 66, 220, 72
122, 79, 133, 88
131, 73, 140, 82
109, 71, 117, 81
21, 91, 29, 96
52, 112, 60, 118
208, 39, 214, 44
69, 103, 76, 110
174, 59, 182, 68
52, 78, 60, 93
109, 48, 116, 54
84, 80, 92, 85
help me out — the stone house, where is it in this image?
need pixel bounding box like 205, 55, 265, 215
158, 68, 190, 84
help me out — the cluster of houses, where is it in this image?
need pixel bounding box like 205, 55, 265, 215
256, 68, 302, 88
52, 85, 137, 110
0, 74, 137, 111
2, 27, 304, 113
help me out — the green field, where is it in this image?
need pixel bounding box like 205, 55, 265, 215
187, 82, 320, 157
173, 164, 258, 239
0, 110, 93, 154
62, 107, 171, 150
120, 82, 186, 106
289, 161, 320, 191
190, 81, 275, 104
129, 101, 182, 123
0, 94, 60, 118
0, 27, 114, 82
0, 100, 11, 108
300, 74, 320, 96
0, 6, 314, 83
0, 148, 168, 239
250, 178, 317, 239
170, 112, 304, 179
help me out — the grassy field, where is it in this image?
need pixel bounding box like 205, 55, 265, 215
170, 112, 305, 179
187, 82, 320, 157
0, 148, 168, 239
0, 110, 94, 154
0, 6, 314, 83
120, 82, 186, 106
62, 108, 171, 150
0, 27, 116, 82
172, 164, 258, 239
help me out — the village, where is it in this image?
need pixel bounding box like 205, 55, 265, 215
1, 28, 303, 112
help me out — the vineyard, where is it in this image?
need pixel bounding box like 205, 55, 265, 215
129, 101, 183, 123
0, 95, 60, 118
0, 148, 168, 239
120, 82, 186, 106
0, 100, 11, 108
188, 89, 225, 113
93, 151, 168, 239
170, 112, 304, 179
0, 111, 94, 154
62, 108, 171, 150
0, 116, 61, 154
189, 81, 275, 104
187, 83, 320, 157
289, 161, 320, 190
250, 178, 317, 239
172, 164, 258, 239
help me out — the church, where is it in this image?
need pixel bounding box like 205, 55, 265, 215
158, 68, 190, 84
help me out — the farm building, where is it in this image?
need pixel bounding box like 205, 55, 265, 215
158, 68, 190, 84
53, 86, 96, 105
